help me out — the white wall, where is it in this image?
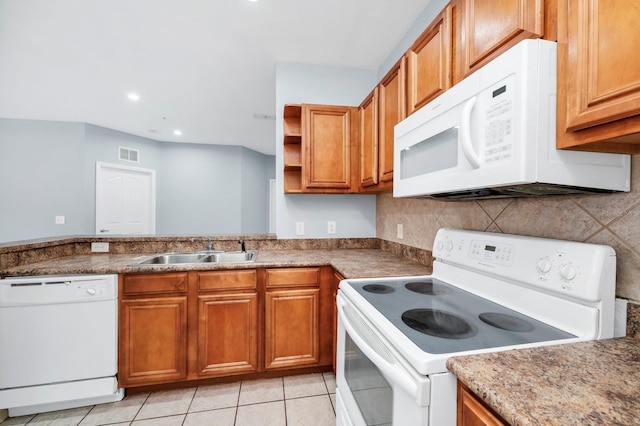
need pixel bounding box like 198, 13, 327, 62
275, 62, 378, 239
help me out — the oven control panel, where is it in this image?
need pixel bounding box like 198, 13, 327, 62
468, 239, 514, 266
432, 228, 615, 302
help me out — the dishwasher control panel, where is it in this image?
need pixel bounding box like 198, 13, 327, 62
0, 275, 117, 306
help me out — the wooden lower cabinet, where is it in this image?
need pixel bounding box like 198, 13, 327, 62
118, 267, 336, 388
197, 292, 258, 376
457, 381, 508, 426
119, 296, 188, 387
265, 288, 320, 369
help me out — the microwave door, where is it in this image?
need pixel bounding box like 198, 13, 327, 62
394, 96, 482, 198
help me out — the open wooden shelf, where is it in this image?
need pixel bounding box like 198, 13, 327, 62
283, 104, 303, 194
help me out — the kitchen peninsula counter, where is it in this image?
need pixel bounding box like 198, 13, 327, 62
0, 248, 432, 279
447, 337, 640, 426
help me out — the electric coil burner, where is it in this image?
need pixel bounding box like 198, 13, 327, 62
336, 228, 617, 426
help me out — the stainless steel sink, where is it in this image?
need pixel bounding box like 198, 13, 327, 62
135, 250, 257, 265
137, 253, 209, 265
201, 250, 257, 263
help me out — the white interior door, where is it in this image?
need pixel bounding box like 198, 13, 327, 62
96, 162, 156, 235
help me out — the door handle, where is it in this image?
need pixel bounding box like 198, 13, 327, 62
100, 229, 109, 233
460, 96, 481, 168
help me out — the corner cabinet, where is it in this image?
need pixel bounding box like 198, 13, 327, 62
556, 0, 640, 153
457, 382, 508, 426
283, 103, 359, 194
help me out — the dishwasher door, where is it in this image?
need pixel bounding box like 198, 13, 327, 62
0, 275, 118, 396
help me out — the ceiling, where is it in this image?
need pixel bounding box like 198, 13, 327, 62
0, 0, 429, 155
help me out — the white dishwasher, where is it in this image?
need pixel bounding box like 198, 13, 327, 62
0, 274, 124, 416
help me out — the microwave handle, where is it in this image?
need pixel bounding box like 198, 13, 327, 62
461, 96, 481, 168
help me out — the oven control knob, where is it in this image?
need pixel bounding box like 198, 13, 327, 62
560, 264, 577, 281
536, 258, 552, 273
436, 241, 444, 251
445, 241, 454, 251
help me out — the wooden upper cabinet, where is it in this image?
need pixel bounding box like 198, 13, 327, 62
556, 0, 640, 153
359, 88, 379, 188
301, 104, 358, 193
455, 0, 544, 81
378, 58, 406, 185
406, 4, 453, 115
358, 58, 405, 193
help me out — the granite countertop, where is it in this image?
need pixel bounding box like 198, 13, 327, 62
447, 337, 640, 426
0, 248, 432, 279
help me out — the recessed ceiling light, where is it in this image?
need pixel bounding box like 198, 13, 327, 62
127, 93, 140, 101
173, 129, 182, 136
248, 0, 259, 2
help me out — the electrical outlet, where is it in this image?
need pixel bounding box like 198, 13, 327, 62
55, 215, 65, 225
327, 221, 336, 234
295, 222, 305, 236
397, 224, 404, 239
91, 242, 110, 253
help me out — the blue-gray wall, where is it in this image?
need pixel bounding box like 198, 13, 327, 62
0, 118, 275, 243
0, 118, 87, 241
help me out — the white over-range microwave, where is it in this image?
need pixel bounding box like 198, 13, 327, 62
393, 39, 631, 200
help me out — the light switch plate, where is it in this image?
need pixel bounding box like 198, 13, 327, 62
295, 222, 305, 236
397, 224, 403, 239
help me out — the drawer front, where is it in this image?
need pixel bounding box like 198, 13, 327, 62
266, 268, 320, 288
197, 270, 257, 291
122, 273, 188, 296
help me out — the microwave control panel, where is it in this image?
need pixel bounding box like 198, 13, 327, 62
481, 75, 515, 164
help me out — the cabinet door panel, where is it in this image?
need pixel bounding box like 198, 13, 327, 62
265, 289, 320, 369
359, 89, 379, 188
198, 293, 258, 376
407, 6, 452, 115
459, 0, 543, 79
564, 0, 640, 131
379, 59, 406, 184
119, 297, 187, 386
303, 105, 354, 190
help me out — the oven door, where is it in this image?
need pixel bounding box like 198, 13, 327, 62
336, 293, 431, 426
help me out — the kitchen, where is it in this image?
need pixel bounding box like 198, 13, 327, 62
2, 0, 640, 425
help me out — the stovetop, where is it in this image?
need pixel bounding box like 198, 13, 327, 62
346, 276, 575, 355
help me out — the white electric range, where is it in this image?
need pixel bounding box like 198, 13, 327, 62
335, 228, 616, 426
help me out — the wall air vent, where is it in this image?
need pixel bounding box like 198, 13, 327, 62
118, 146, 139, 163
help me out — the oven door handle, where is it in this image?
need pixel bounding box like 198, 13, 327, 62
338, 301, 429, 406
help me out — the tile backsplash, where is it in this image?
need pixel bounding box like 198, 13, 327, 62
376, 155, 640, 304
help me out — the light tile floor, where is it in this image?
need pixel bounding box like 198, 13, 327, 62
1, 372, 337, 426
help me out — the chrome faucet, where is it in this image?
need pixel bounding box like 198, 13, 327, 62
206, 240, 213, 251
238, 240, 246, 252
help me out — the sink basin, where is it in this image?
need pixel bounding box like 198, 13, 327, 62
201, 250, 257, 263
136, 253, 209, 265
135, 250, 257, 265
